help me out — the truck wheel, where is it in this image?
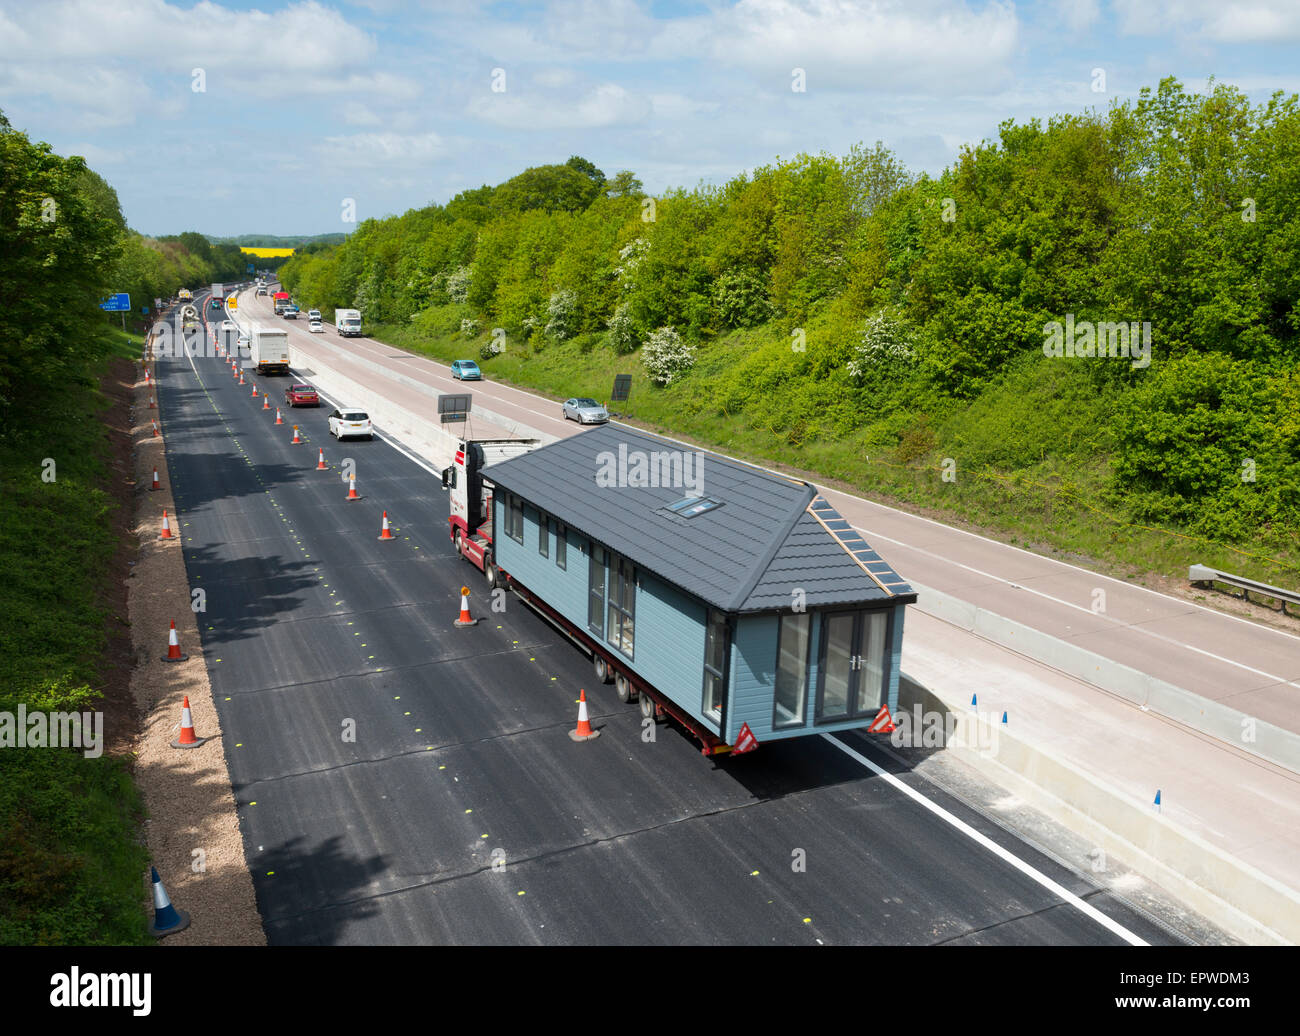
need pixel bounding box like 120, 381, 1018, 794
614, 672, 635, 704
639, 692, 657, 722
484, 553, 497, 589
453, 529, 463, 556
593, 655, 613, 684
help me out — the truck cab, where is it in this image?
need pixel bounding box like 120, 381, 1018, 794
443, 438, 541, 584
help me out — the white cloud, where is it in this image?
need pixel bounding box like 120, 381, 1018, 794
1114, 0, 1300, 42
317, 130, 447, 167
469, 82, 653, 130
711, 0, 1021, 92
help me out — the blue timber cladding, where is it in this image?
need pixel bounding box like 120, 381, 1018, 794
492, 498, 718, 733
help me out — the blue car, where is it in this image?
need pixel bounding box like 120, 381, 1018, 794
450, 359, 482, 381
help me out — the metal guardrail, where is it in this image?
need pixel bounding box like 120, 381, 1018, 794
1189, 564, 1300, 616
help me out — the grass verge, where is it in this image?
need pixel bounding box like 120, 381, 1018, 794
0, 323, 151, 945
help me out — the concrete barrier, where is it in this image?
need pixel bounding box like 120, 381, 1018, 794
287, 344, 461, 470
297, 336, 556, 445
910, 581, 1300, 776
897, 671, 1300, 944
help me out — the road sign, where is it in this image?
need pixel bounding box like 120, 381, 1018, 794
247, 263, 255, 273
99, 293, 131, 312
141, 306, 149, 315
154, 297, 162, 311
732, 722, 758, 755
438, 393, 472, 423
229, 297, 238, 310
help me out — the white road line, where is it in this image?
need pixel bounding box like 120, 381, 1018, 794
859, 526, 1300, 693
823, 733, 1149, 946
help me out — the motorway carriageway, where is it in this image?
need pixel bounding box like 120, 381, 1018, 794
237, 288, 1300, 740
154, 296, 1180, 945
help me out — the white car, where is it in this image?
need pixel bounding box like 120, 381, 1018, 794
328, 407, 373, 441
221, 320, 237, 334
309, 319, 324, 333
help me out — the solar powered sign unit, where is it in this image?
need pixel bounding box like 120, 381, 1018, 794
439, 393, 472, 424
609, 373, 632, 416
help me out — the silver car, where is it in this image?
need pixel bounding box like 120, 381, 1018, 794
562, 397, 609, 424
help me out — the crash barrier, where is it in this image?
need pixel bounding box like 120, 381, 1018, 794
1189, 563, 1300, 616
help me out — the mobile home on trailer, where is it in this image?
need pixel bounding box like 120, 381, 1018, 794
446, 425, 915, 755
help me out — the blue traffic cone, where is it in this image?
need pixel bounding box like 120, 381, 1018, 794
1001, 710, 1008, 725
148, 865, 190, 938
970, 693, 977, 710
1153, 789, 1162, 813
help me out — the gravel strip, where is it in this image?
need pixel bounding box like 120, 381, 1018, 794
130, 340, 266, 946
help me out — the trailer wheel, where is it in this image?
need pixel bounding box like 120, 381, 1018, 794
484, 553, 498, 589
639, 692, 657, 722
593, 654, 613, 684
614, 672, 635, 704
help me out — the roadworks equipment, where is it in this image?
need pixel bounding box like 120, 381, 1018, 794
161, 620, 188, 662
159, 509, 174, 540
275, 408, 284, 425
454, 586, 476, 626
170, 695, 205, 749
263, 394, 271, 410
346, 473, 360, 501
316, 448, 327, 470
291, 425, 302, 444
150, 467, 161, 491
569, 689, 600, 742
148, 866, 191, 938
379, 511, 395, 540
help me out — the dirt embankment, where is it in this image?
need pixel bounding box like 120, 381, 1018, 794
125, 337, 265, 945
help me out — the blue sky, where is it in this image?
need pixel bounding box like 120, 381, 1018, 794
3, 0, 1300, 237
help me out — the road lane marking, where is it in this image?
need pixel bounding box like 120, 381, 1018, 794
822, 733, 1149, 946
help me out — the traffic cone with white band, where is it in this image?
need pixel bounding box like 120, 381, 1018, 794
379, 511, 394, 540
291, 425, 302, 444
150, 467, 161, 491
316, 448, 327, 470
454, 585, 476, 626
275, 408, 284, 425
161, 620, 188, 662
346, 473, 360, 500
170, 695, 205, 749
569, 689, 600, 742
148, 866, 190, 938
159, 509, 174, 539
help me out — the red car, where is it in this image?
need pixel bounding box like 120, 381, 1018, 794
285, 384, 319, 407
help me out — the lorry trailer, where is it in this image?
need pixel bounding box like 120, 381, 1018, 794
443, 426, 915, 756
247, 325, 290, 375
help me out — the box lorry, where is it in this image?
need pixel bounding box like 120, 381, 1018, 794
273, 291, 290, 315
334, 309, 362, 337
248, 325, 290, 376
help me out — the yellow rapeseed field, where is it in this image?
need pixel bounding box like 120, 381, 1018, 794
240, 247, 296, 258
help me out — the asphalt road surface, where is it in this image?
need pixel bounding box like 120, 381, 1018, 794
154, 296, 1186, 945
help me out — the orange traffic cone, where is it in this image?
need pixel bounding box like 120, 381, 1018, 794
238, 371, 245, 385
569, 689, 600, 742
159, 509, 174, 539
150, 467, 161, 491
345, 473, 360, 501
378, 510, 394, 540
169, 694, 205, 749
291, 425, 302, 444
454, 585, 476, 626
161, 620, 188, 663
151, 419, 160, 437
275, 408, 284, 425
149, 395, 157, 409
251, 383, 258, 398
316, 448, 327, 470
262, 394, 271, 410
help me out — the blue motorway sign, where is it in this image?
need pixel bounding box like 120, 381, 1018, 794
247, 263, 255, 273
99, 293, 131, 312
141, 306, 149, 315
